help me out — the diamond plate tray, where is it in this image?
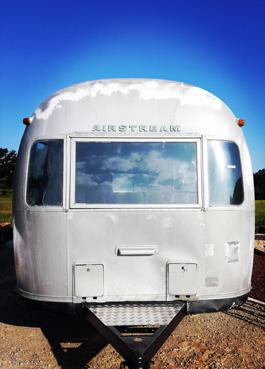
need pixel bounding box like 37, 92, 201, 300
87, 302, 185, 326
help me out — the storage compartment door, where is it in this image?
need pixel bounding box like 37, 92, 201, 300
74, 264, 104, 297
168, 263, 197, 296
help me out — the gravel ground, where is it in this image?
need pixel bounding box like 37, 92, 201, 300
0, 242, 264, 369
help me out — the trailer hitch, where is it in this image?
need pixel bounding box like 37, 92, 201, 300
85, 302, 186, 368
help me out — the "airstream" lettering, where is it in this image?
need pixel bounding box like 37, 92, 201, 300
91, 124, 181, 133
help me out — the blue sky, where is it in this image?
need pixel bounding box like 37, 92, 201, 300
0, 0, 264, 171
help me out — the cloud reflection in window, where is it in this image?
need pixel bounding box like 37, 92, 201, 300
75, 142, 198, 204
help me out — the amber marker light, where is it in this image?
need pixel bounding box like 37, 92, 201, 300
23, 117, 33, 126
237, 118, 245, 127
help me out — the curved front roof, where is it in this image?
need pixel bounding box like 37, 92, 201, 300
25, 79, 243, 141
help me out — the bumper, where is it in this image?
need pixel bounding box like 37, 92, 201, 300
187, 293, 249, 314
20, 292, 249, 315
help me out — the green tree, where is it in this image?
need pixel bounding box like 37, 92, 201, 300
0, 148, 17, 192
254, 169, 265, 200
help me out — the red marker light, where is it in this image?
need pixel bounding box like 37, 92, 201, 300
23, 117, 33, 126
237, 118, 245, 127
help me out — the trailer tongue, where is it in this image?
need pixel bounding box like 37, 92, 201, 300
85, 301, 186, 369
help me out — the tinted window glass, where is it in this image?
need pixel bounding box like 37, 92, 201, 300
27, 140, 63, 206
208, 141, 243, 205
75, 142, 198, 204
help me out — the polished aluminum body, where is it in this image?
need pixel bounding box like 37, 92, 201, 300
13, 79, 254, 305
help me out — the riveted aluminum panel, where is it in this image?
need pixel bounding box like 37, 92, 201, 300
67, 210, 204, 301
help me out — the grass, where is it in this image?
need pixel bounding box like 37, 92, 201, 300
0, 194, 265, 226
256, 200, 265, 226
0, 194, 12, 223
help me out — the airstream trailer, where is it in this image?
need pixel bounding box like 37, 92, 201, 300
13, 79, 254, 368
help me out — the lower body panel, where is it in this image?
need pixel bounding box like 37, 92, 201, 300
19, 289, 249, 315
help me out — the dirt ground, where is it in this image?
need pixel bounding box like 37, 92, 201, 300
0, 242, 264, 369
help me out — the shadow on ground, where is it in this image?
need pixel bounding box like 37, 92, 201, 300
0, 243, 107, 369
225, 299, 265, 331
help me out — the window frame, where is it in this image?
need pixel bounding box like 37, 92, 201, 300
70, 137, 202, 209
207, 139, 244, 208
26, 139, 65, 209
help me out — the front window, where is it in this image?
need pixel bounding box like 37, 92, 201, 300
27, 140, 63, 206
74, 141, 198, 205
208, 140, 243, 205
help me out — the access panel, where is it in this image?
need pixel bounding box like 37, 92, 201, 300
168, 263, 197, 296
74, 264, 104, 297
